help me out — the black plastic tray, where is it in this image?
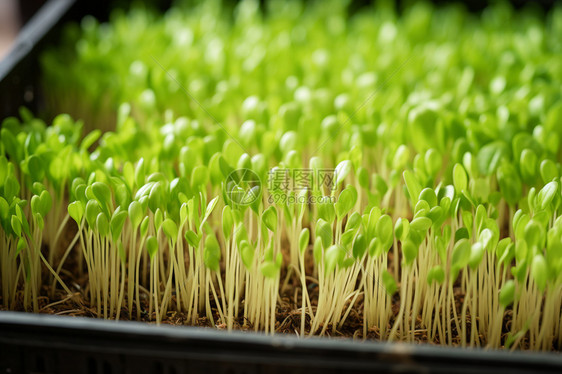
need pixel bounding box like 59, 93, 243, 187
0, 0, 75, 119
1, 312, 562, 374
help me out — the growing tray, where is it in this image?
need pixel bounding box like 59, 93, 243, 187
0, 0, 75, 119
1, 1, 562, 373
1, 311, 562, 374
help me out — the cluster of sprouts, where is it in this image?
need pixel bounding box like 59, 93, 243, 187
1, 0, 562, 350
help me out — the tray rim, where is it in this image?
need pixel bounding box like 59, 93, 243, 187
0, 0, 75, 83
1, 311, 561, 363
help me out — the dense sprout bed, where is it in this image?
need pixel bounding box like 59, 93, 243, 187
2, 0, 562, 350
